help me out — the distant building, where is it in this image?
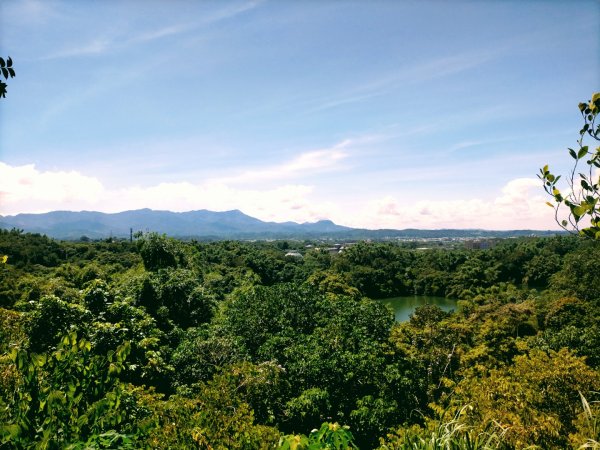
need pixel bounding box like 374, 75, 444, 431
464, 239, 496, 250
285, 251, 303, 258
326, 244, 345, 254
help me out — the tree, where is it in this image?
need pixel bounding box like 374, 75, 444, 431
0, 57, 16, 99
1, 333, 142, 448
540, 92, 600, 239
447, 347, 600, 448
137, 233, 184, 271
141, 363, 282, 449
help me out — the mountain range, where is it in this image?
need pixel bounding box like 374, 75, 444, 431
0, 209, 561, 240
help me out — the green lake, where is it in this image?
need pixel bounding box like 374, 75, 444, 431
380, 296, 458, 322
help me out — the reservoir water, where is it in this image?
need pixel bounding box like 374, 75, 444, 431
380, 296, 458, 322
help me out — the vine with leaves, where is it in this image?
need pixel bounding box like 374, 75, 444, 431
0, 57, 16, 99
539, 93, 600, 239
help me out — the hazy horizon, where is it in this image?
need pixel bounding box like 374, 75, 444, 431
0, 207, 565, 232
1, 0, 598, 230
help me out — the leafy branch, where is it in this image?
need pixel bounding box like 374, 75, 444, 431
539, 92, 600, 239
0, 57, 16, 99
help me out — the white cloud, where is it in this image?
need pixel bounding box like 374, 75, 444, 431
0, 162, 104, 213
349, 177, 558, 230
0, 161, 559, 230
0, 140, 350, 221
0, 162, 333, 224
108, 182, 324, 223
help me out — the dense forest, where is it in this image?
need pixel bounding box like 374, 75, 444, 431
1, 229, 600, 449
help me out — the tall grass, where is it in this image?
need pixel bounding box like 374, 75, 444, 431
380, 406, 510, 450
577, 392, 600, 449
388, 393, 600, 450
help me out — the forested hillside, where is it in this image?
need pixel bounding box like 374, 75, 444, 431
1, 230, 599, 449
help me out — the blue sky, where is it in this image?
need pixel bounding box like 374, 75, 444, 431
1, 0, 598, 229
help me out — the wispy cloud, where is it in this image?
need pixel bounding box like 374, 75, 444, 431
40, 0, 264, 61
442, 137, 523, 155
130, 24, 192, 44
2, 0, 61, 25
199, 0, 265, 25
44, 22, 194, 60
306, 51, 496, 113
38, 57, 163, 127
40, 27, 183, 60
214, 140, 351, 185
42, 38, 113, 60
230, 50, 499, 119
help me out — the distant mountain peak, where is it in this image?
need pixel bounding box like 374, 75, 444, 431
0, 209, 350, 240
0, 209, 560, 241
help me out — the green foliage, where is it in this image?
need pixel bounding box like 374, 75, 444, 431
0, 308, 26, 353
391, 304, 469, 406
0, 229, 63, 268
171, 326, 247, 386
539, 92, 600, 239
137, 233, 185, 271
447, 347, 600, 448
135, 268, 215, 330
0, 333, 144, 449
549, 240, 600, 301
221, 283, 324, 355
0, 263, 19, 308
379, 406, 507, 450
530, 325, 600, 368
141, 363, 282, 449
570, 392, 600, 449
82, 279, 113, 313
470, 300, 537, 365
284, 388, 332, 432
26, 295, 92, 353
279, 422, 358, 450
219, 282, 401, 447
89, 298, 173, 389
2, 231, 600, 448
307, 271, 361, 299
528, 295, 600, 367
334, 242, 413, 298
522, 251, 561, 287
